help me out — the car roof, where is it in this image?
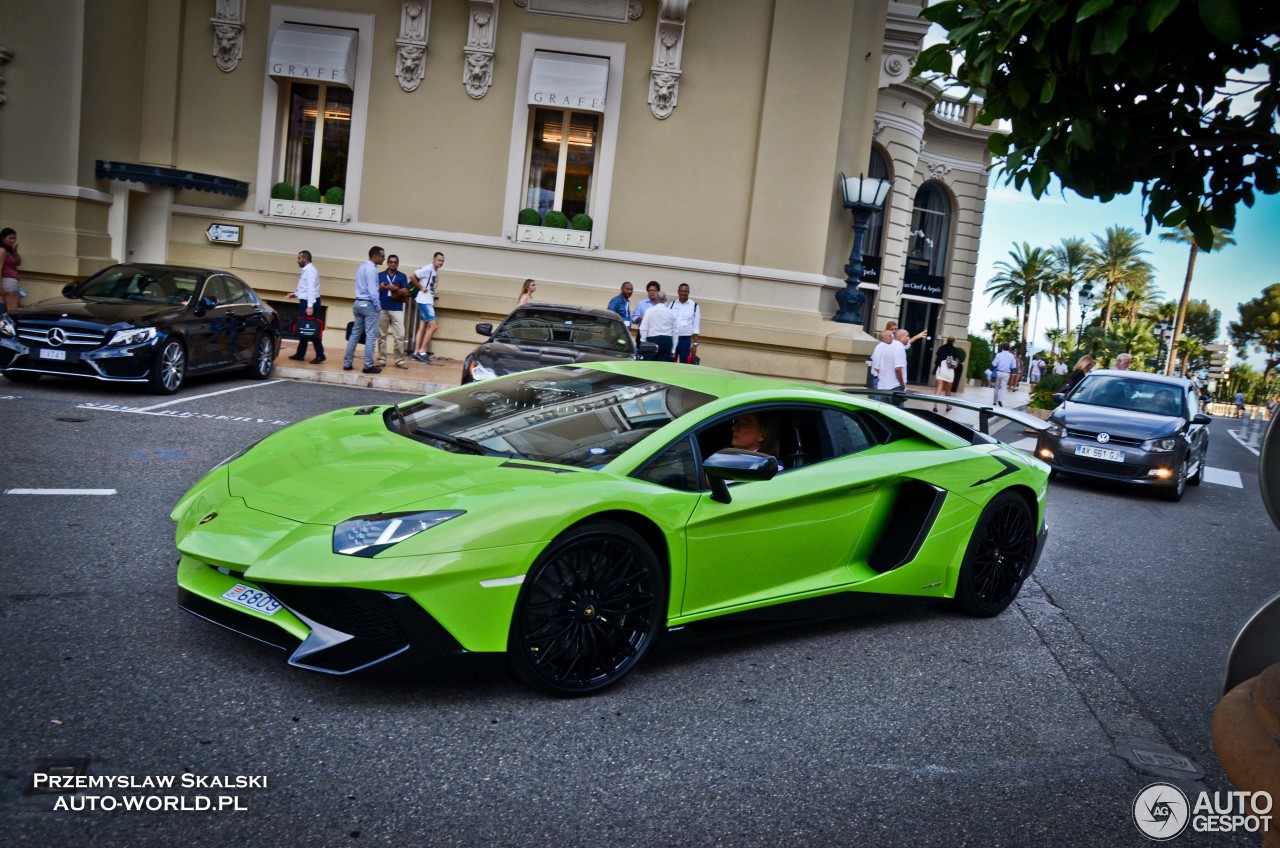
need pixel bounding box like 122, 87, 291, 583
507, 303, 622, 322
1088, 369, 1194, 387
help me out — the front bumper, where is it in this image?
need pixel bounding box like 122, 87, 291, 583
0, 335, 157, 382
1035, 433, 1181, 488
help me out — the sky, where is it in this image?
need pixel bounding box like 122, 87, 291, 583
969, 177, 1280, 369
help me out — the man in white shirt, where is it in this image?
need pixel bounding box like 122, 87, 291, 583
408, 251, 445, 363
1052, 359, 1068, 377
632, 281, 662, 340
991, 343, 1018, 406
668, 283, 700, 363
639, 293, 677, 361
869, 329, 893, 389
287, 250, 325, 363
343, 245, 384, 374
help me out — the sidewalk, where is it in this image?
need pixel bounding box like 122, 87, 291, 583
273, 330, 464, 396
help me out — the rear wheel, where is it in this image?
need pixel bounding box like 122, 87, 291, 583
149, 339, 186, 394
246, 333, 275, 380
954, 491, 1036, 617
508, 520, 664, 696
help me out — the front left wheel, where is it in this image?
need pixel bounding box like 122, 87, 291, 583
954, 491, 1036, 617
149, 339, 186, 394
246, 333, 275, 380
508, 520, 665, 697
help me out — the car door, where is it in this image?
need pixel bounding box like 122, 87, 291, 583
186, 275, 231, 369
677, 405, 892, 617
219, 275, 260, 365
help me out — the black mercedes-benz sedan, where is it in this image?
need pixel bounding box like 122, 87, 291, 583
0, 263, 280, 394
462, 303, 657, 384
1035, 369, 1211, 502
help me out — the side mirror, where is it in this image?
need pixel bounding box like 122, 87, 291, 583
636, 342, 659, 355
62, 283, 78, 297
703, 448, 778, 504
1193, 413, 1212, 425
475, 322, 493, 336
1052, 393, 1065, 403
191, 296, 216, 316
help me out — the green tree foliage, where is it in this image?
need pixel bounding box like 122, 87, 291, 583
1158, 224, 1235, 372
1048, 236, 1090, 334
967, 333, 994, 379
916, 0, 1280, 250
985, 242, 1054, 356
1229, 283, 1280, 376
1083, 226, 1153, 331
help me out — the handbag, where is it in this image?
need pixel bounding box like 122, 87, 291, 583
295, 316, 323, 338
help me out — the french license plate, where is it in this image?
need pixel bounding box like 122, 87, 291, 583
38, 349, 67, 361
1075, 443, 1124, 463
220, 583, 282, 616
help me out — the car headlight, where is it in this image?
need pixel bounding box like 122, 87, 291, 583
468, 359, 497, 381
1045, 420, 1065, 437
1142, 436, 1178, 453
107, 326, 158, 346
0, 314, 14, 338
333, 510, 464, 557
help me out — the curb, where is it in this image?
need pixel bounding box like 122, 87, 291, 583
274, 364, 454, 396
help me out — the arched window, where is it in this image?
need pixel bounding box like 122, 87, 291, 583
864, 148, 891, 260
907, 182, 951, 277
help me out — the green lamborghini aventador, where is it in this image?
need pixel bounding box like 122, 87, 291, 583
173, 361, 1050, 696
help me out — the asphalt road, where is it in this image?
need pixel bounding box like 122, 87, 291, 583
1, 373, 1275, 847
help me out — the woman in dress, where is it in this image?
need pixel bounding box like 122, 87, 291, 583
933, 335, 960, 412
517, 279, 536, 306
1, 228, 22, 313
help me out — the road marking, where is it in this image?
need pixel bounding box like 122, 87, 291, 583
1202, 467, 1243, 488
76, 401, 290, 426
132, 381, 282, 412
1010, 437, 1038, 452
5, 488, 117, 496
1228, 428, 1262, 456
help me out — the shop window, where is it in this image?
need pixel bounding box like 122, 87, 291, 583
907, 182, 951, 277
525, 108, 599, 222
280, 82, 352, 198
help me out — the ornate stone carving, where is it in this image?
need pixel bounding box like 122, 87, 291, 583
922, 158, 953, 182
648, 0, 691, 119
873, 119, 886, 139
628, 0, 643, 20
396, 1, 432, 92
880, 52, 913, 87
513, 0, 527, 6
210, 0, 245, 73
463, 0, 498, 99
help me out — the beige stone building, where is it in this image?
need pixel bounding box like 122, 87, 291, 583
0, 0, 994, 387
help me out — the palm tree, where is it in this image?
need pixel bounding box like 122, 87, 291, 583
1044, 327, 1068, 359
1084, 226, 1153, 332
1113, 272, 1162, 326
1111, 318, 1160, 369
1048, 236, 1090, 336
1158, 224, 1236, 375
985, 242, 1054, 358
1175, 336, 1205, 377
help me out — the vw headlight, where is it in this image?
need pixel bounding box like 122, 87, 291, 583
333, 510, 464, 557
107, 326, 158, 346
1045, 420, 1065, 437
0, 314, 14, 338
1142, 436, 1178, 453
468, 359, 497, 381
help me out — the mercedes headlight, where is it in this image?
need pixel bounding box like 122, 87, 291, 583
1142, 436, 1178, 453
333, 510, 464, 557
0, 314, 14, 338
107, 326, 158, 346
468, 359, 497, 381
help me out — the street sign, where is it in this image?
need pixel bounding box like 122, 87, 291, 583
205, 223, 243, 245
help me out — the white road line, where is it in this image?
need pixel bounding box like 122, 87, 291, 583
5, 488, 117, 496
1202, 467, 1244, 488
1228, 429, 1262, 457
74, 402, 291, 425
1010, 437, 1038, 452
132, 381, 282, 412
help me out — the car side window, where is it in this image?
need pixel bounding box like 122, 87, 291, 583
633, 435, 700, 492
201, 276, 229, 305
825, 410, 877, 457
222, 276, 250, 305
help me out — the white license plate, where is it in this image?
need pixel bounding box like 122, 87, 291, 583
38, 349, 67, 361
1075, 444, 1124, 463
220, 583, 282, 615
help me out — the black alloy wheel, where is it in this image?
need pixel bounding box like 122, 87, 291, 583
509, 520, 664, 696
149, 338, 186, 394
954, 491, 1036, 617
247, 333, 275, 380
1161, 457, 1188, 502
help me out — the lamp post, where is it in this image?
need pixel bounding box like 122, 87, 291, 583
833, 172, 891, 325
1155, 320, 1171, 372
1076, 281, 1095, 352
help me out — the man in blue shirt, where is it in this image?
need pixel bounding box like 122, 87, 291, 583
991, 342, 1018, 407
376, 254, 409, 369
344, 245, 384, 374
607, 281, 633, 324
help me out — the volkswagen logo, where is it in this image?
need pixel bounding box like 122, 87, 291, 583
1097, 432, 1111, 444
46, 327, 66, 348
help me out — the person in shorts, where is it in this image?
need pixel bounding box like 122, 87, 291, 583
409, 252, 445, 362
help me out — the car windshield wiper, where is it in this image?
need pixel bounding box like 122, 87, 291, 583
417, 428, 491, 456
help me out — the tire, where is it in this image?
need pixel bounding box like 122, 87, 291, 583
3, 370, 40, 383
246, 333, 275, 380
1161, 458, 1188, 501
1047, 468, 1059, 481
954, 491, 1036, 617
508, 519, 665, 697
149, 338, 186, 394
1189, 449, 1205, 486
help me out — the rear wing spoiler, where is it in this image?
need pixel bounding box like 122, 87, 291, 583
839, 388, 1052, 443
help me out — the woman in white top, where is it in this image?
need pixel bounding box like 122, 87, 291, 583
517, 279, 536, 306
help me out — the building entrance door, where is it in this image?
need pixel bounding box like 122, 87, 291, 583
898, 300, 941, 385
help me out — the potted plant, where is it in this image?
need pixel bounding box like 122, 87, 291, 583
324, 186, 344, 205
544, 210, 570, 229
270, 182, 296, 200
571, 213, 593, 232
516, 208, 591, 249
298, 184, 322, 203
518, 208, 542, 226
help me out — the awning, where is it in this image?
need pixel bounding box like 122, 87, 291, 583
528, 52, 609, 113
268, 23, 357, 88
95, 161, 248, 199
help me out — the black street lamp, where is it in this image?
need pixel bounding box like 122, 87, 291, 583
1154, 320, 1172, 372
833, 172, 891, 324
1076, 281, 1095, 351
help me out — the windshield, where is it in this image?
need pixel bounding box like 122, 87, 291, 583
392, 367, 716, 468
77, 266, 201, 306
494, 309, 634, 353
1069, 375, 1187, 417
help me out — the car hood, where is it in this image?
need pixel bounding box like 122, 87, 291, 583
15, 297, 184, 327
226, 409, 564, 524
470, 339, 632, 373
1051, 402, 1183, 438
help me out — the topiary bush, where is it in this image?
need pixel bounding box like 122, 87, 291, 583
966, 334, 993, 381
323, 186, 344, 205
570, 213, 593, 231
270, 182, 296, 200
298, 184, 322, 203
518, 208, 542, 226
544, 210, 570, 229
